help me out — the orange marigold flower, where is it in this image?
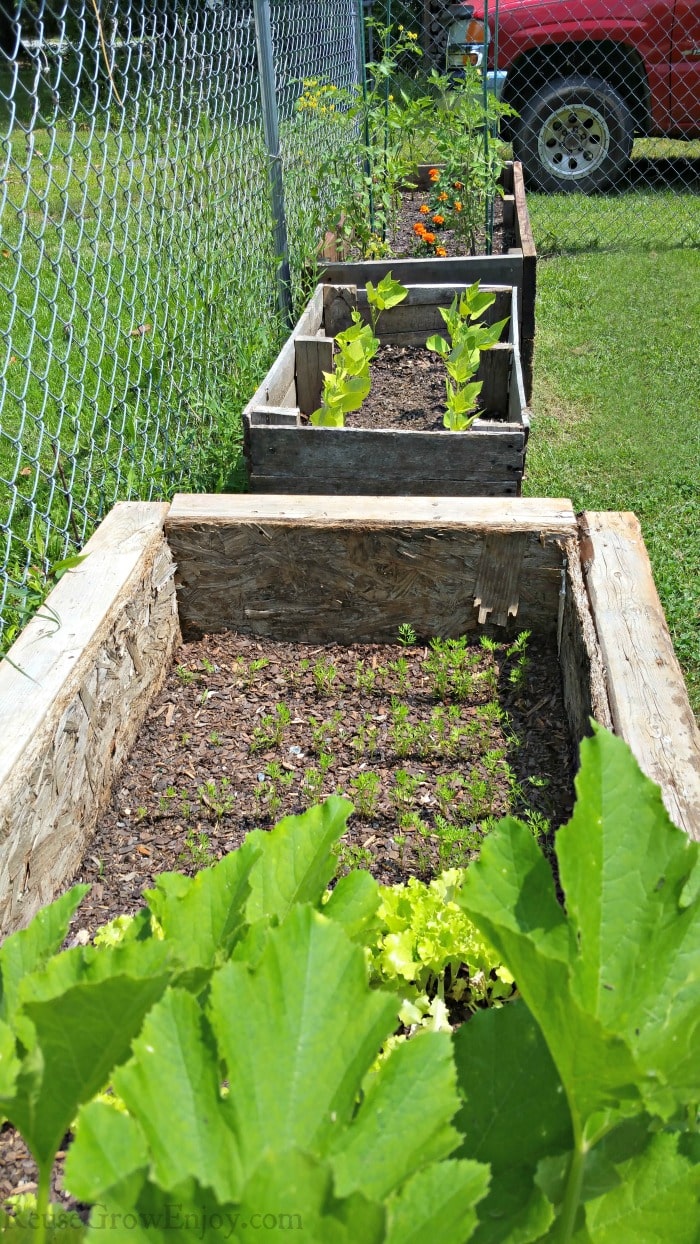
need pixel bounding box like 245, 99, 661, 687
437, 191, 449, 202
453, 180, 463, 189
435, 246, 447, 257
422, 231, 436, 245
432, 214, 445, 225
428, 167, 440, 182
419, 204, 430, 214
454, 201, 463, 211
413, 221, 427, 236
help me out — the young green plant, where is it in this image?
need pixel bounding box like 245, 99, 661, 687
427, 282, 509, 430
310, 275, 408, 427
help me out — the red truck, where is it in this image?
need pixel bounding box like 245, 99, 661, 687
448, 0, 700, 191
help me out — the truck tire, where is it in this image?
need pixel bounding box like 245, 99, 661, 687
514, 75, 634, 193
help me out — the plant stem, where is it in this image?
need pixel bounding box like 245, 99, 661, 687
34, 1163, 51, 1244
557, 1139, 587, 1243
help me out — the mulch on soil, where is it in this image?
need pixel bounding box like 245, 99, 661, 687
64, 629, 575, 938
388, 187, 512, 260
344, 342, 501, 431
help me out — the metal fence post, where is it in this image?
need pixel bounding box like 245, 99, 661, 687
252, 0, 292, 326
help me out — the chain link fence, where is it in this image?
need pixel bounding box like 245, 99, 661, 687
0, 0, 360, 649
369, 0, 700, 251
1, 0, 698, 651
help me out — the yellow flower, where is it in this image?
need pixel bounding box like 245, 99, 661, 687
407, 31, 418, 40
454, 201, 463, 212
437, 191, 448, 202
435, 246, 447, 257
419, 204, 430, 214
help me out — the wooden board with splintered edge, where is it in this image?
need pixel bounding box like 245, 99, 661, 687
558, 533, 613, 747
166, 494, 575, 644
0, 502, 180, 933
582, 511, 700, 839
246, 424, 524, 497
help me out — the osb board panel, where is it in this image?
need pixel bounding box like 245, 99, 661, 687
583, 511, 700, 839
0, 503, 180, 933
166, 494, 576, 644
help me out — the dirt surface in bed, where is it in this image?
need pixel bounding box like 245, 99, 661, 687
389, 187, 512, 260
341, 342, 502, 431
63, 628, 575, 936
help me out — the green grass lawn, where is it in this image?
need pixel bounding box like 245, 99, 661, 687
523, 204, 700, 715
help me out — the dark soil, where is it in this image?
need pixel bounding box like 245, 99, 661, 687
344, 342, 498, 432
388, 187, 512, 259
61, 629, 575, 937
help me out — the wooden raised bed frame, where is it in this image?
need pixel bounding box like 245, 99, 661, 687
319, 162, 537, 401
244, 282, 530, 497
1, 495, 698, 936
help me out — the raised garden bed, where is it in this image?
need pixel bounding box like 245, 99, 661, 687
244, 282, 530, 497
1, 494, 699, 936
320, 162, 537, 400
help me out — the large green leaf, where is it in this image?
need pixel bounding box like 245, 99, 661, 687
238, 1150, 385, 1244
64, 1100, 149, 1202
83, 1175, 237, 1243
82, 1155, 384, 1244
209, 904, 398, 1175
322, 869, 381, 941
470, 1168, 555, 1244
453, 1003, 569, 1244
143, 835, 260, 975
110, 988, 241, 1202
244, 798, 353, 925
573, 1132, 700, 1242
2, 941, 170, 1172
557, 726, 700, 1117
0, 1017, 20, 1099
0, 885, 89, 1023
331, 1032, 461, 1201
453, 1001, 572, 1173
385, 1159, 490, 1244
457, 817, 640, 1133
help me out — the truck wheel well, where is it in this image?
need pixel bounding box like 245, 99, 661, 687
502, 41, 651, 135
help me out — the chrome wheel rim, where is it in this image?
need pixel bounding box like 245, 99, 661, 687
538, 102, 610, 180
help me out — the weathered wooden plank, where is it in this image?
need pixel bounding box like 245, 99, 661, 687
323, 284, 357, 337
244, 284, 324, 412
512, 161, 536, 401
248, 407, 301, 426
0, 503, 179, 932
168, 494, 576, 530
166, 494, 575, 644
354, 284, 513, 335
507, 287, 528, 429
478, 343, 511, 413
250, 474, 520, 498
582, 510, 700, 838
245, 424, 524, 489
558, 534, 613, 746
321, 253, 524, 292
294, 336, 333, 416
